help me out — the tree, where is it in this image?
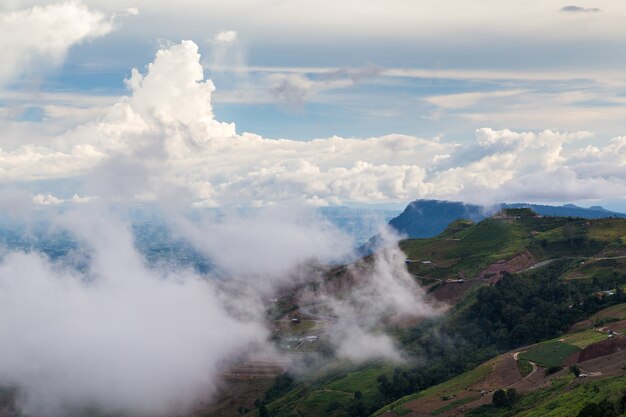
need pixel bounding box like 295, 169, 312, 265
506, 388, 519, 406
377, 374, 392, 397
259, 404, 270, 417
265, 374, 294, 403
492, 390, 508, 408
569, 365, 581, 377
599, 399, 618, 417
577, 402, 601, 417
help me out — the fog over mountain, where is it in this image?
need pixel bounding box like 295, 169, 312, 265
0, 2, 625, 416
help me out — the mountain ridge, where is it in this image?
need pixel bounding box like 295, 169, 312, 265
389, 200, 626, 239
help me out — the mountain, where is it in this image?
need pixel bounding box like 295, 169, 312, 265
389, 199, 626, 238
388, 200, 490, 238
234, 214, 626, 417
504, 202, 626, 219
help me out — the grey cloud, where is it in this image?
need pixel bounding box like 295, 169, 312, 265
269, 65, 383, 108
320, 64, 384, 83
270, 75, 311, 108
560, 5, 600, 13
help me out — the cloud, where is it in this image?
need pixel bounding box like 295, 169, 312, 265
424, 89, 526, 110
324, 228, 442, 362
0, 203, 438, 415
0, 2, 113, 87
207, 30, 246, 75
269, 74, 315, 107
214, 30, 237, 43
267, 66, 382, 107
173, 207, 355, 284
560, 5, 600, 13
32, 193, 64, 205
0, 213, 268, 416
41, 0, 624, 50
0, 40, 624, 208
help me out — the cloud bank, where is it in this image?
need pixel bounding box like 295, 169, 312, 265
0, 40, 623, 208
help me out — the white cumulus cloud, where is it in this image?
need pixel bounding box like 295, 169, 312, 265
0, 40, 624, 208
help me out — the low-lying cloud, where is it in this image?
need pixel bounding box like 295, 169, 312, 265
324, 229, 442, 362
0, 202, 441, 416
0, 213, 267, 416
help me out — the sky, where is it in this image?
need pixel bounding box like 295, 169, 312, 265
0, 0, 625, 210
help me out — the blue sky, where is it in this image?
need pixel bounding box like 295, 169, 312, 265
0, 1, 625, 210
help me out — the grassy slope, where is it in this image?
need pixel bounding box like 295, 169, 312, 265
518, 341, 580, 368
564, 257, 626, 280
401, 217, 626, 279
561, 329, 608, 348
449, 218, 527, 271
516, 359, 533, 377
373, 363, 492, 416
245, 363, 392, 417
371, 319, 625, 416
589, 303, 626, 322
402, 217, 626, 281
400, 218, 528, 279
468, 375, 626, 417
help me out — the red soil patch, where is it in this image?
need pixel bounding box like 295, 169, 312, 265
509, 364, 548, 393
573, 335, 626, 363
478, 251, 536, 282
432, 280, 481, 304
469, 355, 522, 393
398, 354, 526, 417
605, 320, 626, 333
200, 359, 288, 417
577, 350, 626, 376
198, 378, 275, 417
569, 319, 593, 333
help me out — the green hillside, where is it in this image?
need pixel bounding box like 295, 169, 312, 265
233, 214, 626, 417
371, 301, 626, 417
401, 215, 626, 282
244, 363, 393, 417
467, 375, 626, 417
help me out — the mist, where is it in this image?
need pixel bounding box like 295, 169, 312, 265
0, 34, 443, 417
0, 212, 266, 416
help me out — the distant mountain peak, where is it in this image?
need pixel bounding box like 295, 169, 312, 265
388, 199, 626, 238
